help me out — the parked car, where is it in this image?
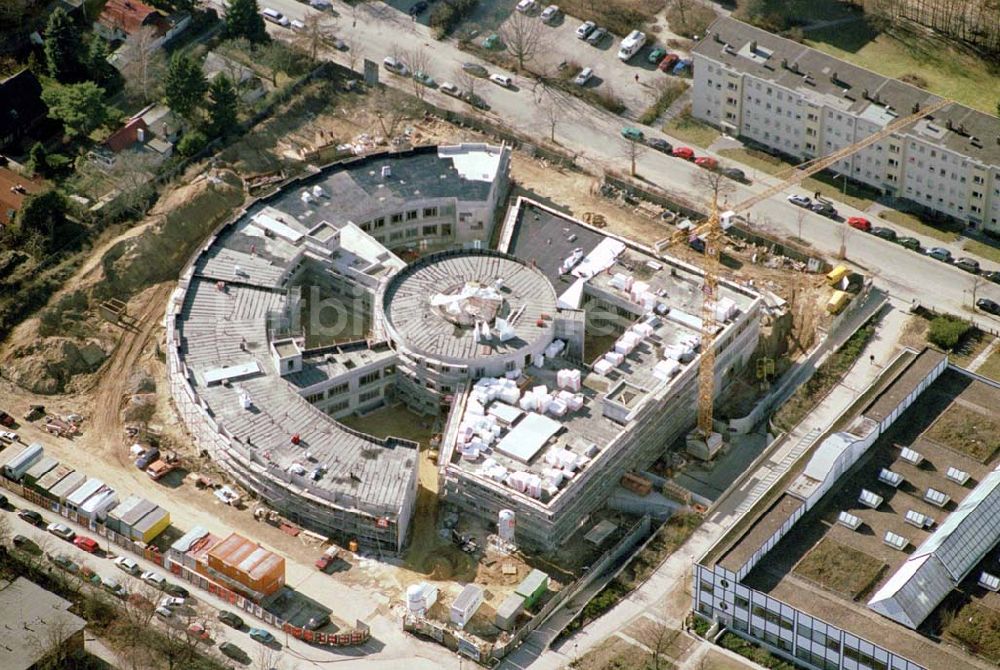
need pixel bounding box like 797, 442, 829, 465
409, 0, 428, 15
382, 56, 409, 76
73, 536, 99, 553
620, 127, 644, 142
219, 642, 249, 662
646, 137, 671, 153
0, 430, 18, 443
141, 571, 167, 589
261, 8, 290, 27
647, 47, 667, 64
658, 53, 680, 72
187, 622, 211, 641
23, 405, 45, 422
810, 201, 837, 217
47, 553, 78, 573
135, 448, 159, 470
573, 67, 593, 86
926, 247, 952, 262
540, 4, 560, 23
114, 556, 140, 575
870, 226, 896, 240
977, 298, 1000, 316
164, 583, 190, 598
219, 610, 245, 629
0, 410, 14, 427
515, 0, 536, 12
154, 606, 173, 620
289, 18, 305, 30
983, 270, 1000, 285
672, 146, 695, 160
721, 167, 747, 182
160, 596, 186, 609
896, 236, 921, 251
413, 70, 435, 87
846, 216, 871, 232
17, 509, 44, 525
575, 20, 596, 39
464, 92, 490, 110
47, 522, 75, 541
440, 82, 460, 97
954, 257, 980, 274
489, 73, 513, 88
461, 62, 488, 77
0, 494, 7, 507
694, 156, 717, 169
12, 534, 33, 548
248, 628, 276, 644
586, 26, 608, 46
102, 577, 128, 599
787, 194, 812, 208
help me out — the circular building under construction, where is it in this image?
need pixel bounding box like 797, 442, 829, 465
378, 250, 559, 414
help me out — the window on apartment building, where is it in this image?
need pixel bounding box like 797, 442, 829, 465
423, 207, 438, 217
406, 210, 418, 221
766, 87, 772, 94
806, 128, 816, 137
390, 213, 403, 224
359, 371, 381, 386
930, 150, 937, 158
726, 97, 737, 105
405, 228, 418, 238
390, 231, 403, 241
441, 224, 452, 236
384, 364, 396, 375
805, 143, 815, 151
973, 191, 983, 199
960, 176, 966, 183
305, 392, 323, 403
360, 222, 371, 232
359, 390, 380, 403
973, 175, 984, 184
422, 225, 437, 235
727, 82, 737, 90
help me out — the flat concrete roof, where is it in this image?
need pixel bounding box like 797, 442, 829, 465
0, 577, 86, 670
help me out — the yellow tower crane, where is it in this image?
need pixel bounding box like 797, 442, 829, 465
654, 97, 950, 450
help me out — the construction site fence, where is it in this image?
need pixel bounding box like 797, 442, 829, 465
489, 514, 653, 662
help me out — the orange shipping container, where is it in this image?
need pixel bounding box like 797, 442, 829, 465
206, 532, 286, 597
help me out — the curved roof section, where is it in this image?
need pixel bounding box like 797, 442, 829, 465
381, 250, 557, 364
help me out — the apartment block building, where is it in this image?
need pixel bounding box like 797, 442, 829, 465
691, 17, 1000, 232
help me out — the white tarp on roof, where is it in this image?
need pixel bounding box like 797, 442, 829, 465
439, 144, 502, 182
251, 209, 304, 243
495, 412, 562, 464
558, 277, 586, 309
204, 361, 261, 385
572, 238, 626, 279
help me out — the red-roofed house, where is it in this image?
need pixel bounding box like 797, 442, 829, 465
0, 167, 44, 227
104, 116, 148, 154
95, 0, 169, 42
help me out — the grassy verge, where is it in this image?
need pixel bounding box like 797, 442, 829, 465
963, 238, 1000, 265
552, 60, 627, 115
877, 209, 962, 243
664, 106, 720, 148
793, 538, 885, 600
557, 0, 665, 37
976, 350, 1000, 382
563, 512, 702, 635
804, 22, 1000, 114
716, 147, 879, 211
717, 633, 798, 670
946, 328, 994, 369
638, 81, 689, 126
773, 316, 877, 432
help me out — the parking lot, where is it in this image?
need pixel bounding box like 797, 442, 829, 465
492, 6, 694, 114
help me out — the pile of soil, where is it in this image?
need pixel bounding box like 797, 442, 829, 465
4, 336, 109, 394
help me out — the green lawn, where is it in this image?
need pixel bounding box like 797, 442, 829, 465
805, 22, 1000, 114
926, 403, 1000, 463
664, 108, 720, 148
794, 538, 885, 600
877, 209, 962, 242
963, 238, 1000, 265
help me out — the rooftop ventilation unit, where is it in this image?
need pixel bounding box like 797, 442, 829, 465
945, 467, 970, 485
904, 509, 933, 529
924, 487, 949, 507
859, 489, 883, 509
979, 572, 1000, 592
899, 447, 924, 465
381, 165, 392, 178
878, 468, 903, 488
837, 511, 862, 530
884, 531, 908, 551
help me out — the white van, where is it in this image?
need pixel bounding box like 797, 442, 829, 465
261, 8, 290, 26
617, 30, 646, 61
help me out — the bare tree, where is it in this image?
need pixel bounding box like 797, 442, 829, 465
540, 94, 560, 143
621, 136, 648, 177
971, 274, 984, 311
635, 617, 677, 670
372, 88, 417, 140
455, 66, 478, 99
255, 643, 281, 670
407, 47, 431, 100
795, 208, 806, 242
499, 11, 542, 70
296, 13, 337, 64
26, 612, 79, 670
344, 37, 360, 72
120, 26, 167, 104
0, 512, 10, 547
692, 167, 735, 209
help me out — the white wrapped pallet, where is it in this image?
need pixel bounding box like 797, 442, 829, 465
462, 446, 481, 461
614, 339, 634, 355
653, 359, 680, 381
532, 353, 545, 367
605, 351, 625, 366
547, 399, 568, 417
533, 385, 548, 397
505, 368, 521, 380
519, 392, 537, 411
543, 468, 564, 487
567, 394, 584, 411
633, 321, 654, 337
467, 398, 485, 416
609, 273, 633, 291
594, 359, 614, 375
498, 386, 520, 404
630, 280, 650, 302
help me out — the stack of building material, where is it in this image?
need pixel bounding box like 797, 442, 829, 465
653, 359, 681, 381
594, 359, 614, 376
714, 296, 738, 322
604, 351, 625, 367
621, 473, 652, 496
556, 369, 581, 391
609, 273, 634, 292
480, 458, 508, 482
544, 339, 566, 359
547, 398, 568, 417
615, 332, 638, 355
